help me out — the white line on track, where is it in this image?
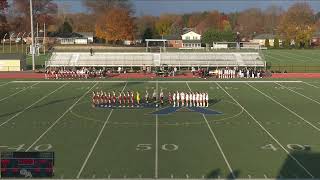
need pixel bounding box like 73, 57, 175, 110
215, 82, 314, 178
26, 82, 99, 152
0, 83, 68, 128
11, 80, 303, 83
247, 83, 320, 133
275, 82, 320, 105
216, 83, 314, 178
302, 82, 319, 89
0, 81, 11, 87
0, 82, 39, 103
76, 82, 128, 179
186, 82, 235, 178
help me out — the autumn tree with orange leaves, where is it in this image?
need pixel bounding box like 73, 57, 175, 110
95, 7, 134, 44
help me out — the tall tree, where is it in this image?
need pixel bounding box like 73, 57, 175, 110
155, 14, 176, 38
0, 0, 9, 39
278, 2, 315, 48
11, 0, 57, 32
83, 0, 132, 14
95, 7, 134, 43
235, 8, 265, 38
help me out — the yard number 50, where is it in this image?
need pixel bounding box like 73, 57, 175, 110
136, 144, 178, 151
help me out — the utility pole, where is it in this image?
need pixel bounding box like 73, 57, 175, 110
2, 33, 7, 53
30, 0, 35, 71
43, 23, 46, 55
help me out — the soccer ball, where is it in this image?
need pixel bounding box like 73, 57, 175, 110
156, 104, 159, 107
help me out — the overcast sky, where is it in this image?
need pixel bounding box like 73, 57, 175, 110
53, 0, 320, 16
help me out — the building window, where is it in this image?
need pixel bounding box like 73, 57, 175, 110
186, 36, 190, 40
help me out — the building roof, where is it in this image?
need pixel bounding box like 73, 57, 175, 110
253, 34, 276, 39
162, 35, 181, 40
76, 32, 94, 38
0, 53, 23, 60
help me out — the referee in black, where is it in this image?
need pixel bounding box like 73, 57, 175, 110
90, 48, 93, 56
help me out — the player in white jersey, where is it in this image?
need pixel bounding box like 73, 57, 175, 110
201, 92, 205, 107
145, 90, 149, 103
173, 92, 176, 107
195, 92, 199, 107
188, 92, 192, 107
159, 89, 164, 106
176, 91, 180, 107
205, 92, 209, 107
199, 92, 203, 107
185, 92, 189, 107
180, 92, 185, 107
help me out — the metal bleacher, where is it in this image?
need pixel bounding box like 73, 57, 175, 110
46, 52, 266, 68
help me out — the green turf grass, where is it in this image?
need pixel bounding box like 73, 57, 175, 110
0, 80, 319, 179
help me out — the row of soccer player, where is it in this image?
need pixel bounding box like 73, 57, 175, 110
216, 68, 264, 79
91, 90, 209, 107
168, 91, 209, 107
45, 67, 108, 79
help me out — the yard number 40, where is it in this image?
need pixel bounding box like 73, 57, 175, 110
261, 144, 310, 151
136, 144, 178, 151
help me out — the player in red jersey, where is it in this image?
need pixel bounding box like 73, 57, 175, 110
112, 91, 116, 106
107, 92, 112, 107
122, 92, 126, 107
127, 91, 131, 107
118, 91, 123, 107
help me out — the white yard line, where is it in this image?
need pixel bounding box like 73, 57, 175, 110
215, 82, 314, 178
247, 83, 320, 133
302, 82, 319, 89
155, 113, 159, 179
12, 80, 303, 83
0, 83, 68, 128
155, 81, 159, 178
187, 82, 235, 178
275, 82, 320, 105
26, 82, 99, 152
202, 114, 235, 179
0, 82, 40, 103
76, 82, 128, 179
0, 81, 11, 87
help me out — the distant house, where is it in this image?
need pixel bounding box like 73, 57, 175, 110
163, 35, 183, 48
312, 31, 320, 46
251, 34, 281, 47
181, 30, 202, 49
59, 32, 94, 45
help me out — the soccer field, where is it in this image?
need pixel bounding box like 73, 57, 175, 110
0, 80, 320, 179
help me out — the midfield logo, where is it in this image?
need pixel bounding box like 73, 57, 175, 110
96, 103, 222, 115
151, 106, 222, 115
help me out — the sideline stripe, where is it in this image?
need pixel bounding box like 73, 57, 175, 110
248, 83, 320, 133
0, 82, 11, 87
12, 80, 303, 83
216, 82, 314, 178
0, 83, 67, 128
76, 82, 128, 179
302, 82, 319, 89
26, 82, 99, 152
187, 82, 235, 178
275, 82, 320, 105
0, 82, 40, 103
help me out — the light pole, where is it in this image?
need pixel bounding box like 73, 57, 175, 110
2, 33, 7, 53
30, 0, 35, 71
